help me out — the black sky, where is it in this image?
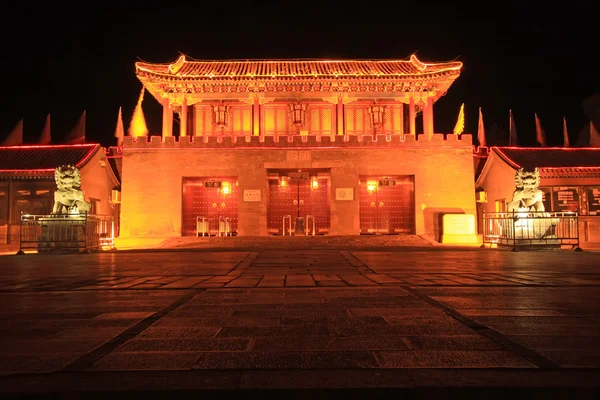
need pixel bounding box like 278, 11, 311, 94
0, 1, 598, 147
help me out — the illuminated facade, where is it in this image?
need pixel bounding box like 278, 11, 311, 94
476, 147, 600, 245
119, 55, 476, 242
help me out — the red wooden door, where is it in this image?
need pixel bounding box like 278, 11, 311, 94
182, 177, 238, 236
268, 179, 297, 235
359, 176, 415, 234
307, 178, 330, 234
268, 174, 330, 235
359, 179, 379, 234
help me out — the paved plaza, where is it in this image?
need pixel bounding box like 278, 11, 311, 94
0, 239, 599, 398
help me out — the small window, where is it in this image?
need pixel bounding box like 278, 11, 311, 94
539, 187, 552, 211
552, 187, 579, 213
587, 187, 600, 216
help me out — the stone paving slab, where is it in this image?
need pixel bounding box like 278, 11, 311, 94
374, 350, 536, 368
1, 246, 600, 396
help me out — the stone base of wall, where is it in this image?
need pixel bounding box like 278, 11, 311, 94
120, 140, 477, 239
113, 236, 174, 250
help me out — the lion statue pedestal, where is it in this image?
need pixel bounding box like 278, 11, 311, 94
38, 165, 92, 253
503, 168, 560, 249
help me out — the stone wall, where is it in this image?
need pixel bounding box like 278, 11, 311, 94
119, 133, 476, 239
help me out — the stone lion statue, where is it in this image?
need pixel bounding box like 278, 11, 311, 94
507, 168, 545, 214
52, 165, 91, 215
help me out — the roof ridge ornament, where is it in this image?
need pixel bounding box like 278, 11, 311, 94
410, 54, 427, 71
168, 55, 187, 75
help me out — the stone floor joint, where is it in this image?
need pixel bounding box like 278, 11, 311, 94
401, 285, 562, 370
59, 289, 205, 372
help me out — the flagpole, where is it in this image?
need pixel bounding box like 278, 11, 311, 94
114, 106, 125, 146
509, 110, 512, 146
477, 107, 486, 147
563, 117, 570, 148
2, 119, 23, 146
535, 113, 547, 147
509, 109, 518, 147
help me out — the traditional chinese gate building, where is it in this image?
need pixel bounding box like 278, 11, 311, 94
119, 54, 476, 242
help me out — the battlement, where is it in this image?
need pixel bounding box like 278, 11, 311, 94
121, 133, 473, 149
473, 145, 489, 157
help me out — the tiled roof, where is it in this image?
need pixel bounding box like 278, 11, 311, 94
136, 54, 462, 80
0, 144, 98, 179
494, 147, 600, 169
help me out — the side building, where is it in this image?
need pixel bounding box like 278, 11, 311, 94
476, 147, 600, 246
0, 144, 121, 246
118, 55, 477, 244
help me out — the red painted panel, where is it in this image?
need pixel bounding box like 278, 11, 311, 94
306, 178, 330, 234
267, 179, 297, 235
268, 173, 330, 235
393, 177, 415, 233
182, 177, 238, 236
359, 180, 379, 234
359, 176, 415, 234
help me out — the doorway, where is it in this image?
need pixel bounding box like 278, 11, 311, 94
182, 177, 238, 236
359, 175, 415, 234
268, 169, 330, 235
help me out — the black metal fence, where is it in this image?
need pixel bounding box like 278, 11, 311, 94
481, 211, 580, 251
18, 214, 115, 254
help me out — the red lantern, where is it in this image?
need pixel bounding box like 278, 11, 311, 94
213, 104, 229, 128
289, 103, 308, 127
369, 104, 386, 130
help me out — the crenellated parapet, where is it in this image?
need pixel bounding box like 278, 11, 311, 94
121, 133, 472, 149
473, 145, 489, 156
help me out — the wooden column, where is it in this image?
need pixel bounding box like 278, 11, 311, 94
162, 97, 173, 137
397, 103, 404, 135
409, 97, 416, 135
428, 96, 435, 137
422, 100, 429, 138
180, 97, 188, 137
337, 97, 344, 136
253, 97, 260, 136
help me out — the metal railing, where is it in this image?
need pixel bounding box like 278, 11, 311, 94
195, 216, 235, 237
18, 213, 115, 254
196, 216, 209, 237
282, 215, 292, 235
218, 216, 231, 237
482, 211, 580, 251
305, 215, 316, 236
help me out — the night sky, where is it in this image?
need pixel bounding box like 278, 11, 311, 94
1, 2, 598, 147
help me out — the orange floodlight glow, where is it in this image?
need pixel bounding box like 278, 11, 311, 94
367, 180, 378, 193
311, 178, 319, 189
221, 182, 231, 195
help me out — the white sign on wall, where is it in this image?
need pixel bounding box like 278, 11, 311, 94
335, 188, 354, 201
243, 189, 262, 202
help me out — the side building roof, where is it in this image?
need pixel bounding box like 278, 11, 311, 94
477, 147, 600, 186
495, 147, 600, 169
0, 144, 101, 180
